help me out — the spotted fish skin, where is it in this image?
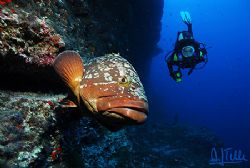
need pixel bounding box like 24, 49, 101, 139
53, 51, 148, 131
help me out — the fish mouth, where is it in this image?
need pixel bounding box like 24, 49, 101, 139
96, 98, 148, 124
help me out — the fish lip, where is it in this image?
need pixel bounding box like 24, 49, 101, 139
107, 103, 148, 112
97, 98, 149, 114
106, 107, 148, 123
96, 98, 148, 123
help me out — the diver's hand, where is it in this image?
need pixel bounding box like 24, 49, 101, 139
180, 11, 192, 25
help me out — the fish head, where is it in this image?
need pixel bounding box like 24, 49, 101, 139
79, 54, 148, 131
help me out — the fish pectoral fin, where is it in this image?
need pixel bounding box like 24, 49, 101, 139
53, 50, 84, 99
59, 98, 78, 108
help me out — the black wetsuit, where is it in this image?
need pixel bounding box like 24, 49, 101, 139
167, 23, 207, 81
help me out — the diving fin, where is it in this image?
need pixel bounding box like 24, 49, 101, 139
180, 11, 186, 21
180, 11, 192, 24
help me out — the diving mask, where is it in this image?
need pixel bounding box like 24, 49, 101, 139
182, 46, 195, 57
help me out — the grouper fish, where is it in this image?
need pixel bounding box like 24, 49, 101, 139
53, 51, 148, 131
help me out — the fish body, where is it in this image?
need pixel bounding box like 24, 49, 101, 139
53, 51, 148, 131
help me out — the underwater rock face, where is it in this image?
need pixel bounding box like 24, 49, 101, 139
0, 5, 65, 91
0, 91, 61, 167
0, 91, 134, 167
12, 0, 129, 59
57, 117, 133, 167
0, 8, 64, 66
128, 0, 164, 78
127, 123, 225, 168
0, 0, 131, 91
0, 91, 240, 168
0, 0, 164, 91
128, 0, 164, 57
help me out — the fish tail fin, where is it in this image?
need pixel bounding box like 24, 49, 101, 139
53, 51, 84, 100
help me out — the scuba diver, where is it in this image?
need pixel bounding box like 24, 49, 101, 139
165, 11, 208, 82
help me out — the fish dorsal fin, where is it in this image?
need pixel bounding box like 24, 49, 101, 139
53, 51, 84, 101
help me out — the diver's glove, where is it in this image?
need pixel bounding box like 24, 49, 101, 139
180, 11, 192, 25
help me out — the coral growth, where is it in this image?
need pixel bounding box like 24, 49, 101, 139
0, 89, 244, 168
0, 91, 133, 167
0, 6, 65, 66
0, 91, 62, 167
0, 0, 12, 7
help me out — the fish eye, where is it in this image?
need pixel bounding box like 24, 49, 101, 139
121, 76, 127, 83
119, 76, 131, 87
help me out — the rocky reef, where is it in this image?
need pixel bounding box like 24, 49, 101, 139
0, 91, 60, 167
0, 89, 245, 167
0, 0, 164, 91
128, 0, 164, 78
0, 0, 130, 91
0, 91, 134, 167
0, 90, 231, 168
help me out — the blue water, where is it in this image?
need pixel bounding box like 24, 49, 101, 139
149, 0, 250, 159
